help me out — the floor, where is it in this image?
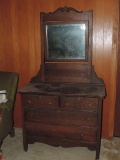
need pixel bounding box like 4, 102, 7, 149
1, 128, 120, 160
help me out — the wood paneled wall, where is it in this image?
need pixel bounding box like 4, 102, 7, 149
0, 0, 119, 138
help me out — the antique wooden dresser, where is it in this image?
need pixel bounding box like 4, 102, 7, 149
18, 7, 106, 160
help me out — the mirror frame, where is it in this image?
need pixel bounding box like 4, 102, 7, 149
40, 7, 93, 65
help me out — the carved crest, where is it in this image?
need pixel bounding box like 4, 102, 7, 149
50, 6, 83, 14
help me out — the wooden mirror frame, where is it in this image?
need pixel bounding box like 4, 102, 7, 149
41, 7, 93, 63
32, 7, 94, 83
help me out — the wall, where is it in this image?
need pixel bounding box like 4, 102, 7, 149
0, 0, 118, 138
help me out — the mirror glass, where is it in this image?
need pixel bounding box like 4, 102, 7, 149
46, 23, 87, 61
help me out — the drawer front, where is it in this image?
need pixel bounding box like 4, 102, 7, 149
60, 97, 98, 111
22, 94, 59, 108
26, 123, 97, 142
25, 109, 97, 127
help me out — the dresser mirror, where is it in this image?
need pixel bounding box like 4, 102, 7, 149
45, 22, 88, 61
37, 7, 93, 83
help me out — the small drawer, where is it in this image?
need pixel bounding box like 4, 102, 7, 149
60, 97, 98, 111
22, 94, 59, 108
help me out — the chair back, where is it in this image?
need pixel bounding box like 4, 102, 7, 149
0, 71, 19, 101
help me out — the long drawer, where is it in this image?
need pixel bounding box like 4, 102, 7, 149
25, 123, 97, 142
25, 108, 97, 127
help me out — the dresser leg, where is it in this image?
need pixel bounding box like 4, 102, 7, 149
23, 143, 28, 152
23, 134, 28, 151
95, 148, 100, 160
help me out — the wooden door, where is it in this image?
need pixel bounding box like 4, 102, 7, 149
114, 1, 120, 136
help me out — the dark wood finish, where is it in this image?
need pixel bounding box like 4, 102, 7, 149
19, 83, 105, 160
18, 7, 106, 160
32, 7, 93, 83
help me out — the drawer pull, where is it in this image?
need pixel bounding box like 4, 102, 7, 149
49, 101, 52, 105
81, 133, 84, 137
28, 100, 31, 103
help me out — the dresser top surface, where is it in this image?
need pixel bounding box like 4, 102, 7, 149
18, 82, 106, 98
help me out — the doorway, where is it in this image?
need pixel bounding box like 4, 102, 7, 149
114, 0, 120, 136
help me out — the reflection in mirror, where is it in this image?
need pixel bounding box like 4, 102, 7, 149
46, 24, 86, 60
